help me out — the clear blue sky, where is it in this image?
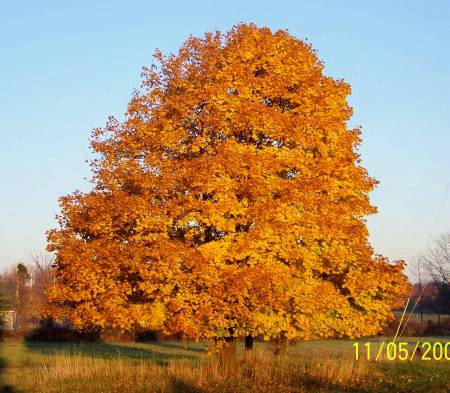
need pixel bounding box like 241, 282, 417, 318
1, 1, 449, 274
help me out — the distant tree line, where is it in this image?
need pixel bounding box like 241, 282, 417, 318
408, 233, 450, 320
0, 253, 53, 330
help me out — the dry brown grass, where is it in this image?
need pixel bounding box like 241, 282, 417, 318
2, 349, 370, 393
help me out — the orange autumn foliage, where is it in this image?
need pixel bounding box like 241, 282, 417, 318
47, 24, 409, 340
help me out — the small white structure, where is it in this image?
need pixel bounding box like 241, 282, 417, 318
0, 310, 17, 330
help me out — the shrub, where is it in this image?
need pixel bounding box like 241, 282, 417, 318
25, 325, 100, 342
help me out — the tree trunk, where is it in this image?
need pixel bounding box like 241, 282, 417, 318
244, 335, 254, 359
218, 337, 236, 366
245, 335, 253, 351
274, 336, 289, 357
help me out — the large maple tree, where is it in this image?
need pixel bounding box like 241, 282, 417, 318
47, 24, 409, 342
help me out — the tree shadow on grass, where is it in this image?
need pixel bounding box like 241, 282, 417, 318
0, 383, 15, 393
0, 334, 16, 393
0, 361, 16, 393
169, 377, 207, 393
145, 340, 206, 353
23, 341, 199, 363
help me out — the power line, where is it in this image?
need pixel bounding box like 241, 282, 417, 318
397, 181, 450, 340
427, 182, 450, 247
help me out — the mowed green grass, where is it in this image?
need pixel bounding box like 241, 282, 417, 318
1, 337, 450, 392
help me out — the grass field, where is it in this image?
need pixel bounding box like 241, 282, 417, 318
1, 337, 450, 392
393, 312, 450, 323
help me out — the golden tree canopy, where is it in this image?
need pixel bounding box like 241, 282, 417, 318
48, 23, 409, 340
